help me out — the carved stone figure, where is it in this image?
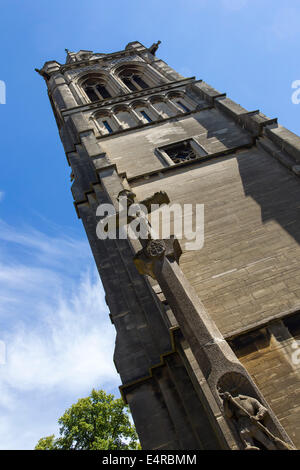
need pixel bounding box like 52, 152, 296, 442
220, 391, 293, 450
134, 236, 182, 279
34, 68, 50, 80
149, 40, 161, 55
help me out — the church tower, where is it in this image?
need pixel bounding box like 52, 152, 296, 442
37, 41, 300, 450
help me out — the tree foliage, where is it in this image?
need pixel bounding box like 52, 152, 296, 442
35, 389, 140, 450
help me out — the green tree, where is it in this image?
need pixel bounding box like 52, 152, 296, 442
35, 389, 140, 450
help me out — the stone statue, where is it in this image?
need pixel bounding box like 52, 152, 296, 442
220, 391, 293, 450
220, 392, 293, 450
34, 68, 50, 80
149, 40, 161, 56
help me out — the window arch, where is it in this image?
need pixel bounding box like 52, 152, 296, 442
131, 100, 156, 123
94, 110, 117, 135
117, 65, 150, 92
149, 95, 175, 118
81, 75, 112, 102
113, 105, 138, 129
167, 91, 196, 113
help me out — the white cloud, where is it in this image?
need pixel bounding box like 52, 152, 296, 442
0, 219, 89, 267
1, 271, 116, 393
0, 219, 119, 449
0, 191, 4, 202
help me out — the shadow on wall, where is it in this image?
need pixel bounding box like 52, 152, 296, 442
236, 149, 300, 245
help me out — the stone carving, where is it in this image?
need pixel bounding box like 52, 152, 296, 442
219, 391, 294, 450
108, 55, 143, 68
116, 189, 170, 224
149, 40, 161, 56
117, 189, 136, 205
67, 64, 108, 79
145, 239, 166, 259
98, 189, 171, 242
134, 236, 182, 279
34, 68, 50, 80
139, 191, 170, 213
166, 142, 197, 164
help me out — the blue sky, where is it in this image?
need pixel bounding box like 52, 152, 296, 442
0, 0, 299, 449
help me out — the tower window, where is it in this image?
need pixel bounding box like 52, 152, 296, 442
132, 75, 149, 90
140, 111, 152, 123
82, 77, 112, 102
102, 120, 113, 133
85, 87, 99, 103
119, 68, 150, 92
123, 78, 138, 92
96, 85, 111, 99
164, 141, 197, 164
177, 101, 190, 112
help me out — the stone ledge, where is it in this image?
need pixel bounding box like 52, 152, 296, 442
225, 307, 300, 341
264, 123, 300, 163
215, 97, 277, 137
191, 81, 226, 104
257, 136, 299, 175
125, 141, 255, 184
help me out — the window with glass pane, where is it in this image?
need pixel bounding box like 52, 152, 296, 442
177, 100, 190, 112
103, 120, 113, 133
140, 111, 152, 123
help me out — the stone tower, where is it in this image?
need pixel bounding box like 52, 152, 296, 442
37, 41, 300, 450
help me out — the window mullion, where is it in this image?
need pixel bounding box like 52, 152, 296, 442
93, 86, 102, 100
131, 78, 142, 91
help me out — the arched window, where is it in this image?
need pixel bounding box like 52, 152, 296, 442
132, 100, 156, 124
114, 106, 138, 129
118, 67, 150, 92
82, 76, 112, 102
95, 111, 117, 135
176, 100, 190, 112
140, 110, 152, 123
150, 96, 175, 118
134, 106, 154, 123
168, 92, 196, 113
